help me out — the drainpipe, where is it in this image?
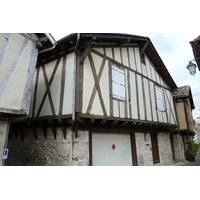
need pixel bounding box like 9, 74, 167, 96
69, 131, 74, 166
39, 33, 57, 54
69, 33, 80, 166
72, 33, 80, 132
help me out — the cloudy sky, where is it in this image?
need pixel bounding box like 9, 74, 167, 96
52, 33, 200, 121
148, 33, 200, 121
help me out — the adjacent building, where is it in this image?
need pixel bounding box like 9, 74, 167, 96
0, 33, 55, 165
172, 85, 195, 160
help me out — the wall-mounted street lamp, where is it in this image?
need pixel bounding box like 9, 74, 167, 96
186, 60, 197, 76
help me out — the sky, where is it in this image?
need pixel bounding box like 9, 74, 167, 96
52, 33, 200, 121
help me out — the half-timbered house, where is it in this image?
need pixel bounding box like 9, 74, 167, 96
6, 33, 180, 166
0, 33, 56, 165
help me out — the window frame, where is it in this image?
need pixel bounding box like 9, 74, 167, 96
155, 85, 165, 112
111, 64, 126, 101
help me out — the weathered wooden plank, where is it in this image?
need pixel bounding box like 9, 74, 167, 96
89, 131, 92, 166
31, 123, 38, 140
60, 123, 67, 139
59, 55, 67, 115
32, 66, 40, 118
137, 75, 145, 120
127, 60, 132, 119
79, 45, 93, 64
48, 119, 57, 139
130, 133, 138, 166
143, 78, 152, 121
19, 123, 25, 141
109, 61, 113, 116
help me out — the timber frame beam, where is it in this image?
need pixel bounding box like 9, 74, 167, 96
9, 115, 72, 141
77, 115, 177, 133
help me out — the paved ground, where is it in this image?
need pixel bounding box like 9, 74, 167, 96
184, 154, 200, 166
172, 154, 200, 166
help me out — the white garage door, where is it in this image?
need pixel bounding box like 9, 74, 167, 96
92, 133, 132, 166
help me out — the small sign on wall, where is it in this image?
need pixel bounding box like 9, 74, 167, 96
112, 144, 116, 150
2, 149, 9, 159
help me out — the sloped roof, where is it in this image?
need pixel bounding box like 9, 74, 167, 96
172, 85, 195, 109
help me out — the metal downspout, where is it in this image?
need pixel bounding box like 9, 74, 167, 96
70, 33, 80, 166
72, 33, 80, 131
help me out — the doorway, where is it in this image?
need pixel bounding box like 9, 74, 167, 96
150, 133, 160, 164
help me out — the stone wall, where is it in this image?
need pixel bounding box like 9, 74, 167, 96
171, 134, 184, 161
73, 130, 89, 166
5, 128, 89, 166
157, 132, 173, 165
136, 132, 174, 166
135, 133, 153, 166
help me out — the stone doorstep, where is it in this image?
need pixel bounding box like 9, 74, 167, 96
153, 163, 164, 166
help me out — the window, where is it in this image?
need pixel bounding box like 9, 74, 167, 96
112, 65, 126, 100
155, 85, 165, 111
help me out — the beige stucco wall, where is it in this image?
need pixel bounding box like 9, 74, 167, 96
0, 33, 38, 114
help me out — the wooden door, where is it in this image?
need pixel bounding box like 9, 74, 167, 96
150, 133, 160, 164
92, 133, 133, 166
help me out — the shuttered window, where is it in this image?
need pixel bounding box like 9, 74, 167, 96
112, 65, 126, 100
155, 85, 165, 111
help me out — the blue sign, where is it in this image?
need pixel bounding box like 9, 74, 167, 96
2, 149, 9, 159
